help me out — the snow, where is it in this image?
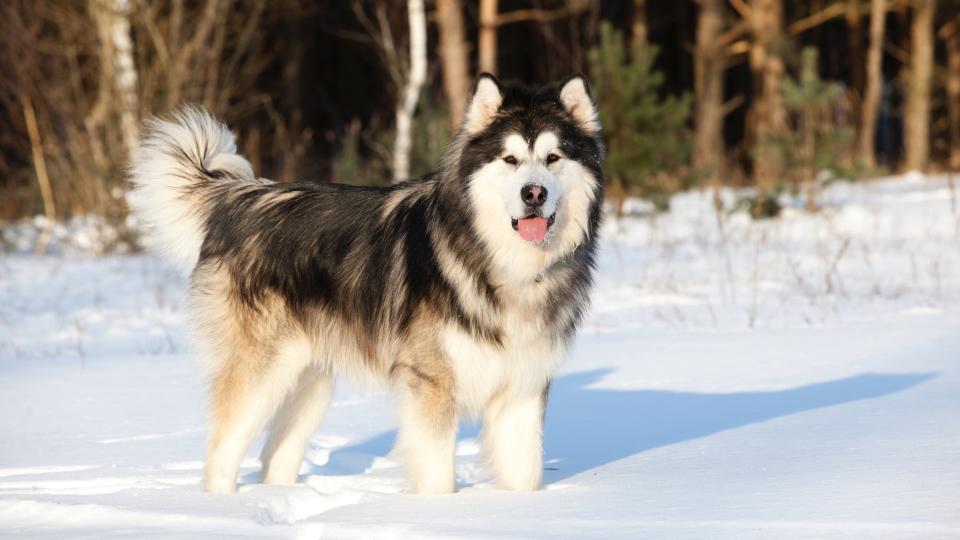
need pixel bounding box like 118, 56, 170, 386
2, 174, 959, 538
1, 212, 136, 257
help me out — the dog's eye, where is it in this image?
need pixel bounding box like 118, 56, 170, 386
503, 155, 518, 165
545, 153, 561, 164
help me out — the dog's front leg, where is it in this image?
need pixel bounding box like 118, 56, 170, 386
482, 383, 549, 491
393, 364, 457, 494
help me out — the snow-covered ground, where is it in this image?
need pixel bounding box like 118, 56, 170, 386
1, 174, 959, 539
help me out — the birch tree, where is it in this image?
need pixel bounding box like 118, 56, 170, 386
393, 0, 427, 182
92, 0, 139, 152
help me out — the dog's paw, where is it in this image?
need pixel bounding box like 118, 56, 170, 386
411, 484, 456, 495
410, 475, 456, 495
203, 478, 239, 494
495, 475, 542, 492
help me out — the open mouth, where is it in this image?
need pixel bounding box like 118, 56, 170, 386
511, 212, 556, 243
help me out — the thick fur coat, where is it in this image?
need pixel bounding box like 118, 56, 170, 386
129, 74, 604, 493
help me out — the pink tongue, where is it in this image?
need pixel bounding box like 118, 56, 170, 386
517, 216, 548, 242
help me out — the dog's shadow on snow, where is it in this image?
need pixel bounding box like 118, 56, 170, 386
312, 369, 935, 484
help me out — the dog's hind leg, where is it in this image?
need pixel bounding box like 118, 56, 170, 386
481, 383, 549, 491
260, 366, 334, 485
392, 362, 457, 494
203, 336, 311, 493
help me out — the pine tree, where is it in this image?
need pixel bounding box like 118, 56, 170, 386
772, 47, 854, 212
589, 22, 692, 212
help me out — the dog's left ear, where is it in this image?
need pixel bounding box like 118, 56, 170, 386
463, 73, 503, 134
559, 74, 600, 133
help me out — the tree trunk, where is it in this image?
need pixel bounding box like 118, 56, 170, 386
846, 0, 865, 95
749, 0, 786, 190
693, 0, 725, 181
21, 93, 56, 253
392, 0, 427, 183
110, 0, 140, 150
91, 0, 140, 153
946, 24, 960, 170
803, 96, 817, 212
903, 0, 936, 172
436, 0, 470, 129
857, 0, 885, 168
479, 0, 498, 74
110, 0, 139, 152
632, 0, 648, 47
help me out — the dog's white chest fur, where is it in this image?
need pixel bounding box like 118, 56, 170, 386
442, 288, 565, 415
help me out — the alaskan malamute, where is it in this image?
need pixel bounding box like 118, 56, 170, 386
129, 74, 604, 493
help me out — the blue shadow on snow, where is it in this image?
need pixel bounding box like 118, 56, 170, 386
310, 370, 935, 484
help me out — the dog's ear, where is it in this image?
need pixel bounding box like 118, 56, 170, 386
559, 74, 600, 134
463, 73, 503, 134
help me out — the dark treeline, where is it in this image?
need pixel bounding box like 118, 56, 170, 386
1, 0, 958, 222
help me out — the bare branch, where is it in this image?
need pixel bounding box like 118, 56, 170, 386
787, 2, 847, 36
728, 0, 752, 19
496, 1, 591, 26
716, 19, 749, 48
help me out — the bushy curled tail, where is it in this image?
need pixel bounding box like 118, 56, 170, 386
128, 106, 255, 272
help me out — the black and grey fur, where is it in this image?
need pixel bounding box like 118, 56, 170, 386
129, 74, 604, 494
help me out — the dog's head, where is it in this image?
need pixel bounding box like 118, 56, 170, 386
449, 74, 604, 280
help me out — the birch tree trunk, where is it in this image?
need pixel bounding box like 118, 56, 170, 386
749, 0, 786, 191
479, 0, 498, 74
857, 0, 885, 168
903, 0, 936, 172
693, 0, 725, 181
436, 0, 470, 128
91, 0, 140, 152
392, 0, 427, 183
99, 0, 139, 151
112, 0, 139, 152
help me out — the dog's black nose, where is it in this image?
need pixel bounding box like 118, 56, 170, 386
521, 184, 547, 207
